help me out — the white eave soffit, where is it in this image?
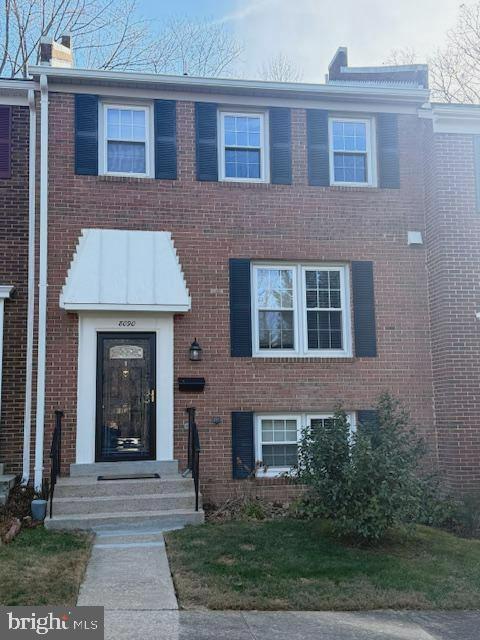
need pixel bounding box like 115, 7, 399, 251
60, 229, 191, 313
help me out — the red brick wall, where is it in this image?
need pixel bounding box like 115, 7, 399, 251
42, 92, 436, 502
424, 128, 480, 493
0, 105, 29, 474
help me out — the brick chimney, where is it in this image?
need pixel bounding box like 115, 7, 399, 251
327, 47, 348, 83
327, 46, 428, 88
39, 35, 73, 68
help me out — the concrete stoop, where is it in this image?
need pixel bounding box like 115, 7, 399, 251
0, 462, 16, 506
45, 461, 204, 531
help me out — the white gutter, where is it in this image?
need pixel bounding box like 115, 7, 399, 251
28, 65, 429, 103
34, 75, 48, 491
0, 286, 14, 427
21, 90, 36, 485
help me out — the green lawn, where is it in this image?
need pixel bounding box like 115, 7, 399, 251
165, 519, 480, 610
0, 527, 92, 606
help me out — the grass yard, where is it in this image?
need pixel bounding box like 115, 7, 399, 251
0, 527, 92, 606
165, 519, 480, 611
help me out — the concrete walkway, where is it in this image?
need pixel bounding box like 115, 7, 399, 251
77, 528, 178, 611
77, 529, 480, 639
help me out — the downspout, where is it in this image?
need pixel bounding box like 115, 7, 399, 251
21, 90, 36, 485
34, 75, 48, 491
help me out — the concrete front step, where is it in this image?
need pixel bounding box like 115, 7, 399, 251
70, 460, 179, 477
45, 508, 204, 531
54, 475, 194, 498
0, 474, 16, 506
52, 492, 201, 516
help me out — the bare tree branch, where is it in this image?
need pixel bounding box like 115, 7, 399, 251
384, 48, 418, 66
0, 2, 243, 78
429, 2, 480, 103
259, 52, 303, 82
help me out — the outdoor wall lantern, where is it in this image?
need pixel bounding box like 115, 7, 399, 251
189, 339, 202, 362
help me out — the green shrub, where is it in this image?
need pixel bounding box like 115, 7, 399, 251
294, 393, 442, 544
449, 493, 480, 538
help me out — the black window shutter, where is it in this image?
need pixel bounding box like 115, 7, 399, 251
269, 107, 292, 184
195, 102, 218, 181
357, 410, 380, 447
229, 258, 252, 357
307, 109, 329, 186
75, 94, 98, 176
352, 261, 377, 357
0, 105, 11, 179
377, 113, 400, 189
232, 411, 254, 479
154, 99, 177, 180
474, 135, 480, 211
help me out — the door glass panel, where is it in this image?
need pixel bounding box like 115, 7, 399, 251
98, 335, 154, 460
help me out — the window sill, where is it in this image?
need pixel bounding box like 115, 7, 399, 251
330, 181, 376, 189
95, 174, 158, 184
321, 184, 384, 193
256, 468, 291, 479
251, 354, 354, 363
219, 177, 268, 185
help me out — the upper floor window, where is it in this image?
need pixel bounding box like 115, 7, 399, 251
101, 104, 151, 177
219, 111, 268, 183
252, 263, 351, 357
329, 117, 376, 187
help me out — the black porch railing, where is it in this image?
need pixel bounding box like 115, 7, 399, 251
49, 410, 63, 519
186, 407, 201, 512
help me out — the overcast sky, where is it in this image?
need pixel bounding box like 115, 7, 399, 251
145, 0, 462, 81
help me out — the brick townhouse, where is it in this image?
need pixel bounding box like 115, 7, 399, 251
0, 41, 478, 527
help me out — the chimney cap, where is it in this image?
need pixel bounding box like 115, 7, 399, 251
39, 35, 73, 68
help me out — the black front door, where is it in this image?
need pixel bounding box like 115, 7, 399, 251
96, 333, 156, 462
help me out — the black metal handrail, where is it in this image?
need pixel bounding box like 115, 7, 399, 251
186, 407, 201, 512
49, 410, 63, 518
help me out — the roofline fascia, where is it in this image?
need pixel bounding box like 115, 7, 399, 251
340, 64, 428, 74
28, 65, 429, 104
422, 102, 480, 134
0, 79, 36, 105
430, 103, 480, 118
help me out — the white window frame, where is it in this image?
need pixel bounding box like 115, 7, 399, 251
328, 116, 377, 187
252, 264, 298, 355
218, 110, 269, 183
251, 263, 352, 358
99, 102, 154, 178
255, 412, 356, 478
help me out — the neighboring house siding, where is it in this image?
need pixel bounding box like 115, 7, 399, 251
0, 105, 29, 474
41, 92, 436, 503
424, 128, 480, 492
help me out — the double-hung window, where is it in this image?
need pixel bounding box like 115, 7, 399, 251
219, 111, 267, 182
102, 104, 151, 177
329, 117, 376, 186
256, 266, 295, 351
256, 413, 356, 477
252, 264, 351, 357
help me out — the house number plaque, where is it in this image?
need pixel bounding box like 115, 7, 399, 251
118, 320, 136, 327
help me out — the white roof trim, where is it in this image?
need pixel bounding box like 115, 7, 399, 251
28, 65, 429, 104
0, 79, 35, 105
60, 229, 191, 313
0, 285, 14, 299
340, 64, 427, 74
428, 103, 480, 134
